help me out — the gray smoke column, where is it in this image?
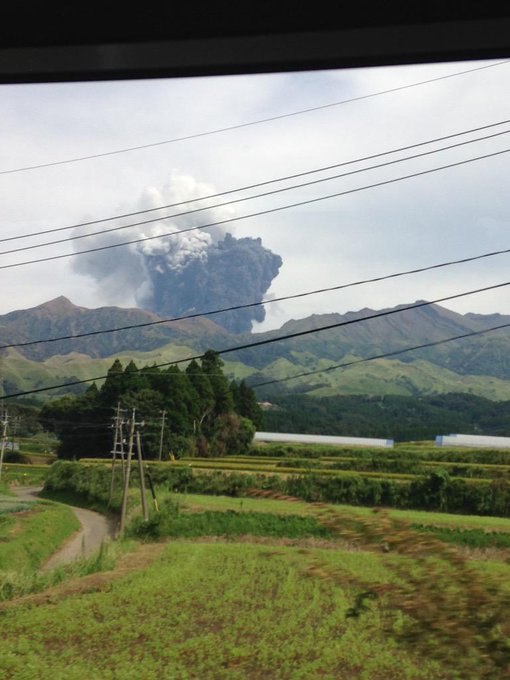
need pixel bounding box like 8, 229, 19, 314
142, 232, 282, 333
72, 173, 282, 332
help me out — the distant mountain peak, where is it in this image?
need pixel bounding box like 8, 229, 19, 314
35, 296, 84, 313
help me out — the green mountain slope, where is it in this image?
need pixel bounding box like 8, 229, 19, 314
3, 297, 510, 400
3, 344, 510, 402
0, 296, 228, 361
231, 303, 510, 379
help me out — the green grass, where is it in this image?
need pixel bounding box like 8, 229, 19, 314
173, 458, 419, 482
0, 500, 79, 573
0, 481, 14, 496
167, 490, 510, 533
0, 541, 447, 680
1, 463, 51, 486
40, 487, 114, 515
167, 457, 502, 486
1, 482, 506, 677
0, 539, 134, 603
380, 506, 510, 531
168, 491, 313, 515
76, 448, 510, 485
129, 504, 330, 541
0, 501, 32, 515
414, 524, 510, 550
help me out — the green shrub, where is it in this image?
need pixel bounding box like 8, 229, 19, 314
128, 503, 330, 540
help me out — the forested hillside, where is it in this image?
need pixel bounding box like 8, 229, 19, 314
263, 392, 510, 441
39, 351, 262, 459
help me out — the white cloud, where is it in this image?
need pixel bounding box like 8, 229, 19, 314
1, 59, 510, 328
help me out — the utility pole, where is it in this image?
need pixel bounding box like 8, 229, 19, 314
136, 428, 149, 522
119, 409, 136, 536
0, 410, 9, 482
158, 410, 166, 461
108, 403, 126, 505
10, 415, 19, 456
119, 409, 149, 535
145, 467, 159, 513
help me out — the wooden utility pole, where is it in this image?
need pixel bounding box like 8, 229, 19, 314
119, 409, 136, 536
0, 410, 9, 482
119, 409, 150, 535
136, 428, 149, 522
10, 415, 19, 456
158, 410, 166, 461
145, 467, 159, 512
108, 403, 126, 505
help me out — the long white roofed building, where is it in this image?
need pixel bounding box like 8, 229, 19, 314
255, 432, 394, 448
435, 434, 510, 449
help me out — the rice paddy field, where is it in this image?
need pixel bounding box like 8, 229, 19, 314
0, 541, 455, 680
79, 439, 510, 488
2, 506, 510, 679
4, 441, 510, 677
167, 440, 510, 485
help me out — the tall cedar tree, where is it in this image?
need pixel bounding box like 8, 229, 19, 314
40, 354, 259, 459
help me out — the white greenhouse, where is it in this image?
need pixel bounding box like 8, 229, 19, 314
254, 432, 394, 448
435, 434, 510, 449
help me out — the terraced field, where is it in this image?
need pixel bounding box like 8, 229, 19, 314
4, 452, 510, 678
80, 440, 510, 483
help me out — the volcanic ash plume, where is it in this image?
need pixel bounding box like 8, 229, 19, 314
141, 232, 282, 333
72, 173, 282, 333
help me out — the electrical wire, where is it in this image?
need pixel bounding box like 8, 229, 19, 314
3, 118, 510, 245
3, 144, 510, 272
38, 419, 111, 429
2, 125, 510, 258
2, 59, 508, 176
4, 243, 510, 351
2, 278, 510, 400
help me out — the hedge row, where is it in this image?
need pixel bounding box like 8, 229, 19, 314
44, 461, 510, 518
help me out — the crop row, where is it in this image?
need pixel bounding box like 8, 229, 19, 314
78, 455, 494, 486
252, 442, 510, 465
45, 459, 510, 517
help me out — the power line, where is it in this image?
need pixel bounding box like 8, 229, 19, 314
2, 125, 510, 258
2, 59, 508, 176
251, 323, 510, 388
3, 144, 510, 272
2, 278, 510, 400
3, 118, 510, 245
4, 243, 510, 351
39, 419, 111, 429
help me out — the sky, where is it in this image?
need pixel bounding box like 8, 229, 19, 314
1, 58, 510, 332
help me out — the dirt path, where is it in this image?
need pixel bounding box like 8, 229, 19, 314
12, 486, 117, 570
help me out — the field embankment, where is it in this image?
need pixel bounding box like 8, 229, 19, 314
0, 494, 79, 574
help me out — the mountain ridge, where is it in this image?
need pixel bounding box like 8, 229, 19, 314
0, 296, 229, 361
3, 296, 510, 399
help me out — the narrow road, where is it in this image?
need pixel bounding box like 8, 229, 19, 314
12, 486, 117, 571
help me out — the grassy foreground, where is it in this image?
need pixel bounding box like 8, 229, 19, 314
166, 490, 510, 530
0, 541, 447, 680
0, 500, 79, 573
1, 464, 51, 486
3, 480, 510, 677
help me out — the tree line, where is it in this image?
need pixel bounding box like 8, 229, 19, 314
262, 392, 510, 441
40, 351, 263, 459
